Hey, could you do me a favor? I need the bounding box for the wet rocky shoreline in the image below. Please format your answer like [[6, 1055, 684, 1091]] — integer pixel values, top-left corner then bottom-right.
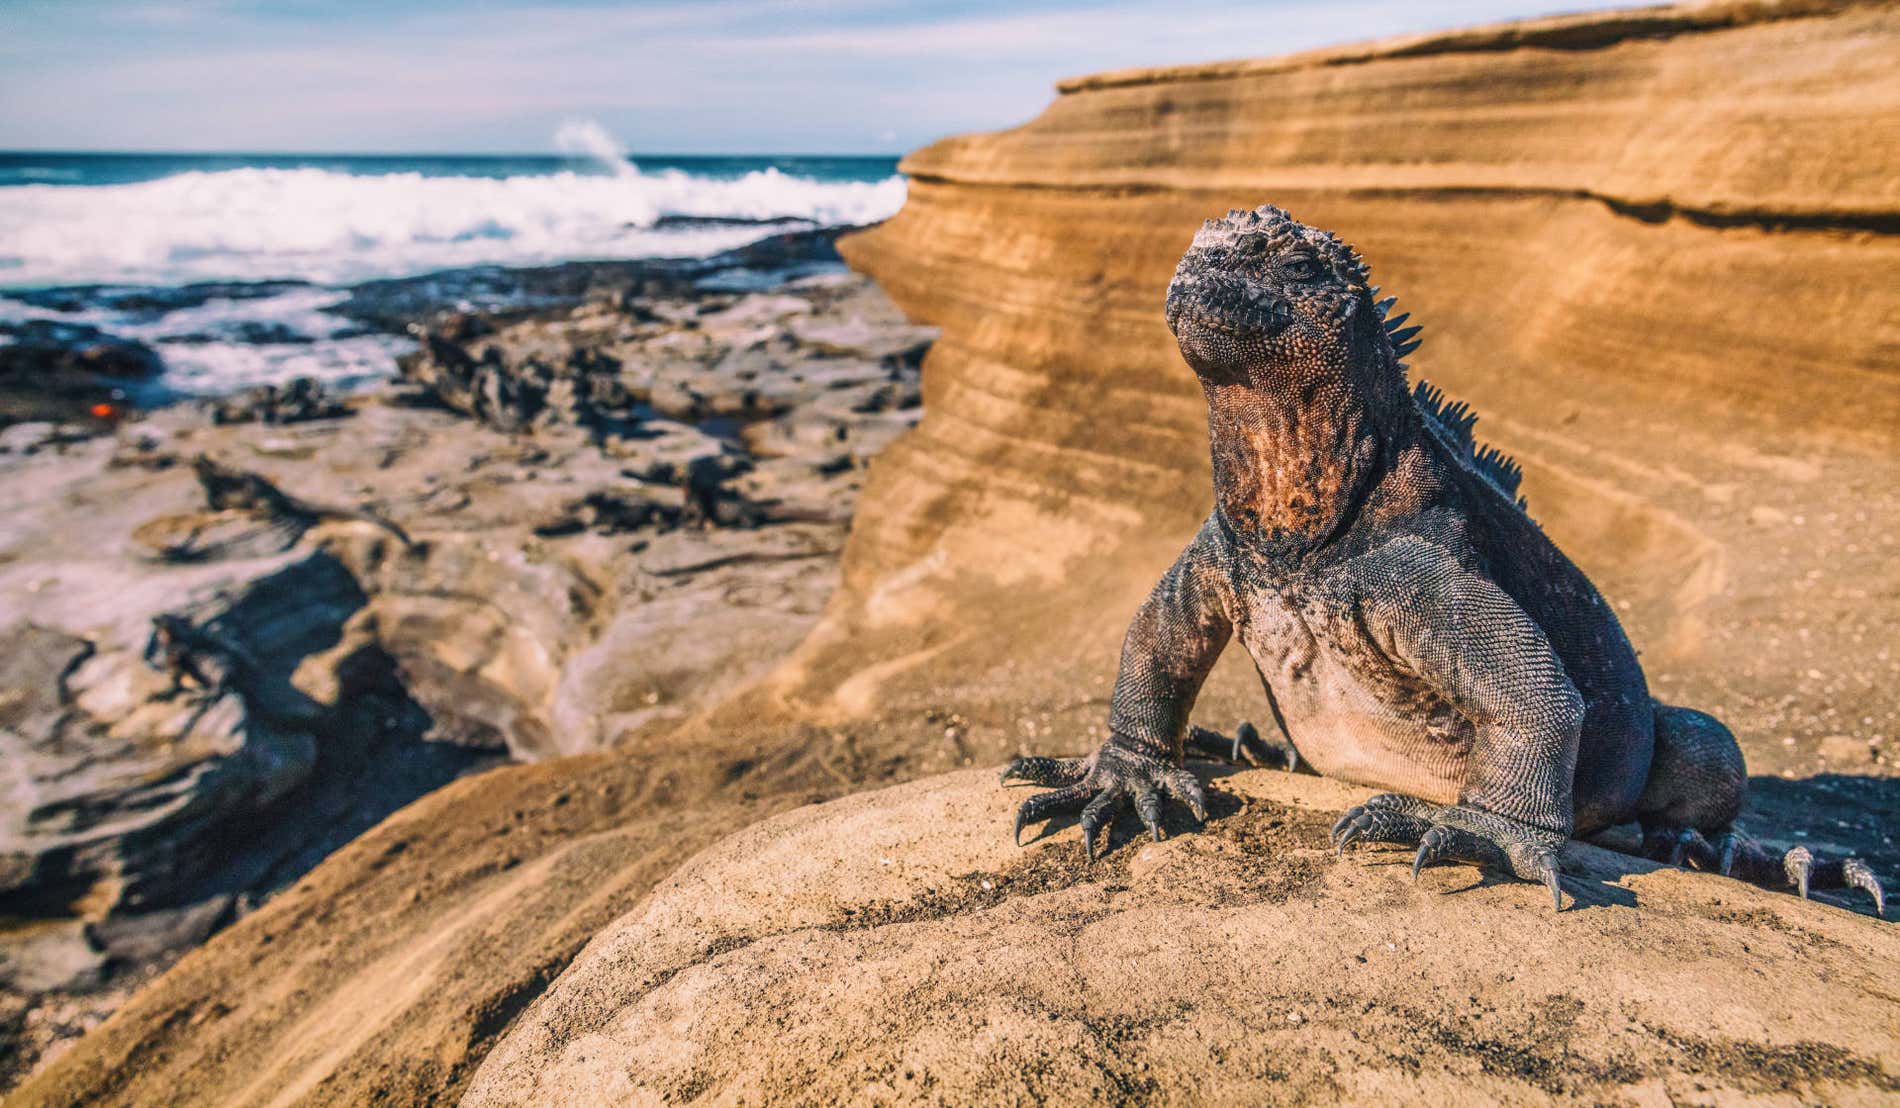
[[0, 228, 933, 1088]]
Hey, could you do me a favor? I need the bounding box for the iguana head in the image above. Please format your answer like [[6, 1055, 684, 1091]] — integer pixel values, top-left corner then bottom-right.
[[1164, 205, 1384, 389]]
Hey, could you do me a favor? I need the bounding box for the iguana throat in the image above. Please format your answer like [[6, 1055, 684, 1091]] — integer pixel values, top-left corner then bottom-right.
[[1164, 204, 1422, 552], [1201, 377, 1387, 550]]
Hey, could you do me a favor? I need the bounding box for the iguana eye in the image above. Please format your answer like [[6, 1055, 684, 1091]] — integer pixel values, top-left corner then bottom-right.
[[1280, 256, 1320, 281]]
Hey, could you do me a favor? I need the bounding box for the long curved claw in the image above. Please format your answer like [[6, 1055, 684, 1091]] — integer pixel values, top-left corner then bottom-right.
[[1333, 811, 1368, 857], [1013, 782, 1091, 846], [1003, 742, 1213, 861], [1330, 798, 1436, 857], [1235, 719, 1302, 772], [1333, 797, 1563, 909], [1786, 845, 1814, 900], [1641, 824, 1715, 870], [1079, 790, 1123, 863], [1333, 806, 1388, 857], [1700, 826, 1890, 917], [1184, 721, 1300, 772], [1844, 859, 1886, 917], [1158, 768, 1208, 825], [1537, 854, 1563, 912], [1231, 721, 1255, 763], [1132, 784, 1164, 842], [1411, 825, 1455, 882]]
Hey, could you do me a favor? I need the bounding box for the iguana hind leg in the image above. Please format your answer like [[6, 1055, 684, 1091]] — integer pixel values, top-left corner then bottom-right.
[[1636, 703, 1745, 835], [1636, 703, 1885, 916], [1184, 721, 1307, 773]]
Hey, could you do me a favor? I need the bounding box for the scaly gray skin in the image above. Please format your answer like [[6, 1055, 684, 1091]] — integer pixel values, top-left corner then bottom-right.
[[1003, 204, 1884, 915]]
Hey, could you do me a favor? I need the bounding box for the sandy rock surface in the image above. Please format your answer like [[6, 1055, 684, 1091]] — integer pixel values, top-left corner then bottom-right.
[[466, 766, 1900, 1106]]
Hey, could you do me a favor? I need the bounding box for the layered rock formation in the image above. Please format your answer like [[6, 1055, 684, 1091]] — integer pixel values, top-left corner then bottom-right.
[[15, 2, 1900, 1103], [827, 0, 1900, 772]]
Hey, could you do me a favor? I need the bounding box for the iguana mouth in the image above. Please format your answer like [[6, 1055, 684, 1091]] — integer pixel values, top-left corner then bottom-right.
[[1170, 298, 1293, 340]]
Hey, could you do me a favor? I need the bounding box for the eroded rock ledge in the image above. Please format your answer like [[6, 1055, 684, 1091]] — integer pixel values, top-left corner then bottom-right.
[[0, 244, 931, 1089], [464, 767, 1900, 1105]]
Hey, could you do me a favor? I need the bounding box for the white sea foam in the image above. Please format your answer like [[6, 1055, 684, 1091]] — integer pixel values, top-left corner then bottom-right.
[[0, 285, 415, 397], [150, 334, 415, 397], [0, 165, 905, 288], [1, 127, 906, 397], [141, 288, 414, 396]]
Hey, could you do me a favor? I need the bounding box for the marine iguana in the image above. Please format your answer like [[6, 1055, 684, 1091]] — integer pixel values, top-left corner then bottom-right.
[[193, 455, 417, 550], [1002, 205, 1884, 915], [146, 613, 223, 700]]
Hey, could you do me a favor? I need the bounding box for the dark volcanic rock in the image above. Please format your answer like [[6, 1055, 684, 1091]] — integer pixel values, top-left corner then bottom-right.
[[335, 225, 857, 333], [533, 488, 682, 537], [649, 214, 817, 230], [6, 280, 312, 322], [163, 321, 315, 346], [396, 331, 632, 433], [209, 378, 351, 426], [0, 320, 163, 425]]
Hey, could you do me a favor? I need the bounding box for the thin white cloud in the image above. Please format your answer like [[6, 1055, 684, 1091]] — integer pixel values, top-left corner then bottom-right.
[[0, 0, 1639, 153]]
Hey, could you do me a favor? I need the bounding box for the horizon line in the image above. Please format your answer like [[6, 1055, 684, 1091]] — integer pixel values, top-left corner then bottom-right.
[[0, 148, 909, 160]]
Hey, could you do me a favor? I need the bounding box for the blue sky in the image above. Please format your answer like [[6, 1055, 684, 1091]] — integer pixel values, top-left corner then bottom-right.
[[0, 0, 1634, 154]]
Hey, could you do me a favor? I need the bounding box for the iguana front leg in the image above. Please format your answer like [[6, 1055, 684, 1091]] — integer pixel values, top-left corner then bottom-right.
[[1331, 548, 1584, 909], [1003, 522, 1233, 859]]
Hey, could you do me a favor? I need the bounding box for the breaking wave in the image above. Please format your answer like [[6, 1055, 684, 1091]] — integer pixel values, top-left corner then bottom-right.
[[0, 164, 906, 287]]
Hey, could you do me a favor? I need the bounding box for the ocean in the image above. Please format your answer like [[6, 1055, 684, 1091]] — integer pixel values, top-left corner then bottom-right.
[[0, 148, 905, 397]]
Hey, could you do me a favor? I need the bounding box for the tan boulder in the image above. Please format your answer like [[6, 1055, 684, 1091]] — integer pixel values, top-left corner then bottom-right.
[[466, 767, 1900, 1106]]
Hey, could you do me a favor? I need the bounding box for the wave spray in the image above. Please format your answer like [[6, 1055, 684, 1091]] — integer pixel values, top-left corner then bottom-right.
[[554, 119, 639, 180]]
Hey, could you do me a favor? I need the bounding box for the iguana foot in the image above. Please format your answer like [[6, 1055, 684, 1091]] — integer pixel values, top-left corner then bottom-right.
[[1184, 721, 1303, 772], [1332, 794, 1566, 910], [1001, 739, 1206, 860], [1704, 826, 1884, 916], [1632, 822, 1885, 916]]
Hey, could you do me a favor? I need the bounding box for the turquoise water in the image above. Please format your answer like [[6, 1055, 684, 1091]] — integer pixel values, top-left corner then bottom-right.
[[0, 152, 900, 189]]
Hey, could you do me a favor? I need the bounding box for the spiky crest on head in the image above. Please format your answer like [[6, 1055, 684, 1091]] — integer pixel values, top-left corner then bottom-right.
[[1186, 205, 1372, 292]]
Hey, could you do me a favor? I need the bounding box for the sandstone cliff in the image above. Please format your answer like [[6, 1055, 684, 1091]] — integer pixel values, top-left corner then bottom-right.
[[823, 0, 1900, 768], [15, 2, 1900, 1103]]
